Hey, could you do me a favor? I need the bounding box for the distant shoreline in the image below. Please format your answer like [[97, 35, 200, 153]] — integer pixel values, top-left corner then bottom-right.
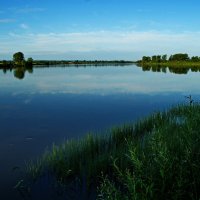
[[0, 60, 135, 68], [33, 60, 135, 66]]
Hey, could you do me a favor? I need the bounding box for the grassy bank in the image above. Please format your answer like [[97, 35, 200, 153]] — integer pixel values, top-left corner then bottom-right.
[[19, 104, 200, 199], [98, 104, 200, 199]]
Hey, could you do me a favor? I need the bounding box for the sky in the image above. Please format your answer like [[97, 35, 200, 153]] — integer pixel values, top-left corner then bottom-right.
[[0, 0, 200, 60]]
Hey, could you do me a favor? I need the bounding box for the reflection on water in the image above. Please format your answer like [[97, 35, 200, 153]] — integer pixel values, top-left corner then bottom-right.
[[2, 66, 33, 79], [0, 64, 200, 199], [14, 67, 33, 79], [2, 63, 200, 81], [1, 64, 200, 95], [138, 64, 200, 74], [1, 64, 129, 80]]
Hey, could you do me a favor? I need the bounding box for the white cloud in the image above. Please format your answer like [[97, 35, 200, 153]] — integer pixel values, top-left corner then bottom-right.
[[16, 7, 45, 13], [1, 30, 200, 59], [0, 18, 15, 23], [136, 9, 152, 13], [20, 23, 29, 29]]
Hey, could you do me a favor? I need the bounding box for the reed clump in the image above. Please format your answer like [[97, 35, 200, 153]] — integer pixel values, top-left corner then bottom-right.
[[98, 104, 200, 200], [25, 104, 200, 199]]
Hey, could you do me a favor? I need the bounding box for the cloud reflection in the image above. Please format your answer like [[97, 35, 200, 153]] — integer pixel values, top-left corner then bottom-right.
[[1, 65, 197, 96], [0, 65, 200, 96]]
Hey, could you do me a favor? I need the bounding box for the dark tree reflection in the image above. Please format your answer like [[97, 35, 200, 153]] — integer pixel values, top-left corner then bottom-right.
[[139, 64, 200, 74], [14, 68, 25, 79], [13, 66, 33, 80]]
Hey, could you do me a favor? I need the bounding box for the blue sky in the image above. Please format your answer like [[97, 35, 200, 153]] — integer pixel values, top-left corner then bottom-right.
[[0, 0, 200, 60]]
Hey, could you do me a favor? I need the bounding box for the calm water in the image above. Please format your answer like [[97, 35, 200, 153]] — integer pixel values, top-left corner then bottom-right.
[[0, 64, 200, 199]]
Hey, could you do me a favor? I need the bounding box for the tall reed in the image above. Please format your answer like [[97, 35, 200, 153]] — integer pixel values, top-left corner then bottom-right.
[[98, 104, 200, 199], [22, 104, 200, 199]]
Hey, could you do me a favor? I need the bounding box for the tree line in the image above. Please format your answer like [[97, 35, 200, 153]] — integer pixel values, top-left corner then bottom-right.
[[0, 52, 134, 68], [139, 53, 200, 63]]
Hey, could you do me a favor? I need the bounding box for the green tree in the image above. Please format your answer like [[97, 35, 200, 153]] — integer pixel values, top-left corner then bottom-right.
[[26, 57, 33, 67], [2, 60, 7, 67], [152, 55, 157, 62], [142, 56, 151, 62], [13, 52, 25, 65], [191, 56, 199, 62], [27, 57, 33, 63], [169, 55, 173, 61], [170, 53, 190, 61], [151, 55, 161, 62], [162, 54, 167, 62], [156, 55, 161, 62]]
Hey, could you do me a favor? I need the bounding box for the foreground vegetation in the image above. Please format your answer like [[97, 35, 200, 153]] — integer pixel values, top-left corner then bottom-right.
[[16, 103, 200, 199], [98, 104, 200, 200]]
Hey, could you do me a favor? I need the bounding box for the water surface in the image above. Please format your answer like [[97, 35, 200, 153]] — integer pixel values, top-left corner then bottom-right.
[[0, 64, 200, 199]]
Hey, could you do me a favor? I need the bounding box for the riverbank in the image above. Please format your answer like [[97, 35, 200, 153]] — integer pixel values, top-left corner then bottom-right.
[[17, 103, 200, 199]]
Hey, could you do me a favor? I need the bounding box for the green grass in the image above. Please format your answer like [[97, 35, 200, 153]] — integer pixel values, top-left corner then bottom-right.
[[98, 104, 200, 200], [23, 104, 200, 199]]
